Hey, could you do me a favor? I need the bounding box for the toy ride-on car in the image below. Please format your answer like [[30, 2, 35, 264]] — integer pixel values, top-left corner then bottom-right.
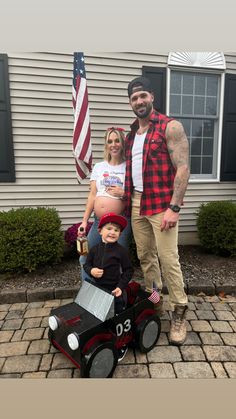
[[48, 280, 161, 378]]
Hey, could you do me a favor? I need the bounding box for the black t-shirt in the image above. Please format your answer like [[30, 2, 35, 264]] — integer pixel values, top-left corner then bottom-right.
[[83, 241, 134, 292]]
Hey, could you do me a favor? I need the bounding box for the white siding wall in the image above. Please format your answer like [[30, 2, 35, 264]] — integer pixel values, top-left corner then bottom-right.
[[0, 52, 236, 244]]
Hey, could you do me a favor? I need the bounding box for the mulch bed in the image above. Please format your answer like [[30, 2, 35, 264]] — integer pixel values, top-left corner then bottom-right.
[[0, 245, 235, 294]]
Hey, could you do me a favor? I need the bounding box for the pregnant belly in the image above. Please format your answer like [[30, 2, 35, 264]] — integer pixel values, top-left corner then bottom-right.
[[94, 196, 126, 218]]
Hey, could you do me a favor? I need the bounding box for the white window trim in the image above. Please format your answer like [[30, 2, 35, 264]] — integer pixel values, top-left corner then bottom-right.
[[167, 52, 226, 70], [166, 52, 226, 183]]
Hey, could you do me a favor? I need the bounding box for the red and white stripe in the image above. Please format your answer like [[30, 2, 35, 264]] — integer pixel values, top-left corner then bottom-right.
[[148, 290, 161, 304], [72, 53, 92, 183]]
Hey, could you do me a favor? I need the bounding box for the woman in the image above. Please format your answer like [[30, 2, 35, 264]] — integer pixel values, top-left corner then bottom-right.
[[78, 127, 131, 280]]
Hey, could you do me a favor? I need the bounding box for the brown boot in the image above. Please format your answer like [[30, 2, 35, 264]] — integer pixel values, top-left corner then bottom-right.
[[169, 305, 188, 345]]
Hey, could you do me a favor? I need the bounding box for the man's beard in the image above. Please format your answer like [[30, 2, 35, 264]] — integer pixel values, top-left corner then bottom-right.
[[133, 102, 153, 119]]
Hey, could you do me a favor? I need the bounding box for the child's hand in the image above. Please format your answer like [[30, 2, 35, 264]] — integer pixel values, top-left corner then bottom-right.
[[112, 287, 122, 297], [91, 268, 104, 278]]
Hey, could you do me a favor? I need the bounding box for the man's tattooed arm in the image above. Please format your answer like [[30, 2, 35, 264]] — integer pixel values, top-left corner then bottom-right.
[[166, 120, 190, 206]]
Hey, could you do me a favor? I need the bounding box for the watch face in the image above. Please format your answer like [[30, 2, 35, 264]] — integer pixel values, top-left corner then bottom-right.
[[170, 205, 180, 212]]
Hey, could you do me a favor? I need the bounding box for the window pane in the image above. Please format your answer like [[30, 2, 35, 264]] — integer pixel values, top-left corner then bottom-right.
[[194, 96, 205, 115], [192, 119, 203, 137], [170, 94, 181, 114], [202, 157, 213, 174], [191, 157, 201, 174], [182, 95, 193, 114], [203, 138, 214, 155], [191, 137, 202, 155], [203, 120, 214, 137], [183, 74, 194, 94], [206, 97, 217, 115], [207, 75, 218, 96], [195, 75, 206, 95], [179, 118, 191, 136], [170, 72, 182, 94]]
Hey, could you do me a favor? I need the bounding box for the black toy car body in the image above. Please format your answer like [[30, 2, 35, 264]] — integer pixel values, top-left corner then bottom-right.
[[48, 280, 161, 378]]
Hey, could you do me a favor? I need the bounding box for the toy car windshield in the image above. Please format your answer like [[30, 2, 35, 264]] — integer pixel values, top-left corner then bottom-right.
[[74, 280, 115, 322]]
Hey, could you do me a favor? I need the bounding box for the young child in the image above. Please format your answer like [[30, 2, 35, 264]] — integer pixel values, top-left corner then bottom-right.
[[83, 212, 134, 315]]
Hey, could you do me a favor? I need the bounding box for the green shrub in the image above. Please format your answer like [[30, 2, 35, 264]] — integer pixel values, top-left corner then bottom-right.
[[0, 207, 65, 272], [196, 201, 236, 257]]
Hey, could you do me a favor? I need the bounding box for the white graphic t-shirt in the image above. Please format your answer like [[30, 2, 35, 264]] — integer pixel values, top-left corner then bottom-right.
[[90, 161, 126, 199]]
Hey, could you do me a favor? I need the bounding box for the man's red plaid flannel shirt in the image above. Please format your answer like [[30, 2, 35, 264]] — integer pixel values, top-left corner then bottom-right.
[[124, 110, 176, 217]]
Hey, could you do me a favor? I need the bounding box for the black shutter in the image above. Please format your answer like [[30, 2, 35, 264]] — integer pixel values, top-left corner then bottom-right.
[[220, 73, 236, 181], [142, 66, 166, 113], [0, 54, 15, 182]]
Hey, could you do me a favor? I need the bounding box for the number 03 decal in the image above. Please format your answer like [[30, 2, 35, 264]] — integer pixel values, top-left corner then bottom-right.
[[116, 319, 131, 336]]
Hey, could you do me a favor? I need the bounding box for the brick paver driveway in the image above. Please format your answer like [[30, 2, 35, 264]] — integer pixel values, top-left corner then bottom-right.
[[0, 295, 236, 378]]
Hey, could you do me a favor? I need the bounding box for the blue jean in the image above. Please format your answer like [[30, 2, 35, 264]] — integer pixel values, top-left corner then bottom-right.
[[79, 215, 132, 280]]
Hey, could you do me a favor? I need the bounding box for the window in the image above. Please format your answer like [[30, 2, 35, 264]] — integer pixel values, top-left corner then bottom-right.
[[169, 70, 221, 178], [167, 52, 226, 181]]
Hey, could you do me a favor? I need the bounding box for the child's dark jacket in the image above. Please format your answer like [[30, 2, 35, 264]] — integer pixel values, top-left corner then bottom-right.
[[83, 241, 134, 292]]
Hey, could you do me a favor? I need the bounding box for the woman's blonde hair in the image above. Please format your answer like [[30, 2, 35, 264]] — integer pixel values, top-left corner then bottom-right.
[[103, 127, 126, 163]]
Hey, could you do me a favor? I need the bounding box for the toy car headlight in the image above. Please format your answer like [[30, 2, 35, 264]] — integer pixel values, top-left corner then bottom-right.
[[67, 333, 80, 350], [48, 315, 60, 331]]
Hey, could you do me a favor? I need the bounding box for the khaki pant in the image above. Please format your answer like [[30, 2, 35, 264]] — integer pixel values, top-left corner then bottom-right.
[[131, 191, 188, 308]]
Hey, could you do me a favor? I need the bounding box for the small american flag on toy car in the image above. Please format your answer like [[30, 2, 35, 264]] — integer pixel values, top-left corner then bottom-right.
[[148, 290, 161, 304]]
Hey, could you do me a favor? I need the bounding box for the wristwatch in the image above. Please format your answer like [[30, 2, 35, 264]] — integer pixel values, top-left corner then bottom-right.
[[169, 204, 181, 213]]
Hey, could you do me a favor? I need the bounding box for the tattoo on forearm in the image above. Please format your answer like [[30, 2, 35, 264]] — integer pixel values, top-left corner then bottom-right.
[[166, 120, 190, 204], [172, 171, 189, 204]]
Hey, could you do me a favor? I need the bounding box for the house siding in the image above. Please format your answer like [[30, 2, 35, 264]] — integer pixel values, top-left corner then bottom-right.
[[0, 52, 236, 244]]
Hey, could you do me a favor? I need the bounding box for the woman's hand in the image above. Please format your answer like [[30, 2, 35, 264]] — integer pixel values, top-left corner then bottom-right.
[[112, 287, 122, 297], [91, 268, 104, 278], [77, 221, 87, 237], [105, 185, 124, 199]]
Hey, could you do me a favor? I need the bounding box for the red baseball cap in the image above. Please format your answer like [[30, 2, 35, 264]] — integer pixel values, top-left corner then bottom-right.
[[98, 213, 128, 232]]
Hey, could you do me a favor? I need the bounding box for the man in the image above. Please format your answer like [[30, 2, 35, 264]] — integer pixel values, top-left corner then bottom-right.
[[124, 76, 190, 345]]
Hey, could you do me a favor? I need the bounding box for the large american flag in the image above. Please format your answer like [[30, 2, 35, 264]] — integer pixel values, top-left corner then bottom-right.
[[72, 52, 92, 182]]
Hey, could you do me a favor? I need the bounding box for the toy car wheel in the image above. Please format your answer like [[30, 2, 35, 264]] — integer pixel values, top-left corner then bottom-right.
[[81, 342, 118, 378], [135, 315, 161, 353]]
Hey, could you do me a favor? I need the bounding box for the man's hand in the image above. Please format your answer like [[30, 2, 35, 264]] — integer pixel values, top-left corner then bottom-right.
[[112, 287, 122, 297], [91, 268, 104, 278], [160, 208, 179, 231]]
